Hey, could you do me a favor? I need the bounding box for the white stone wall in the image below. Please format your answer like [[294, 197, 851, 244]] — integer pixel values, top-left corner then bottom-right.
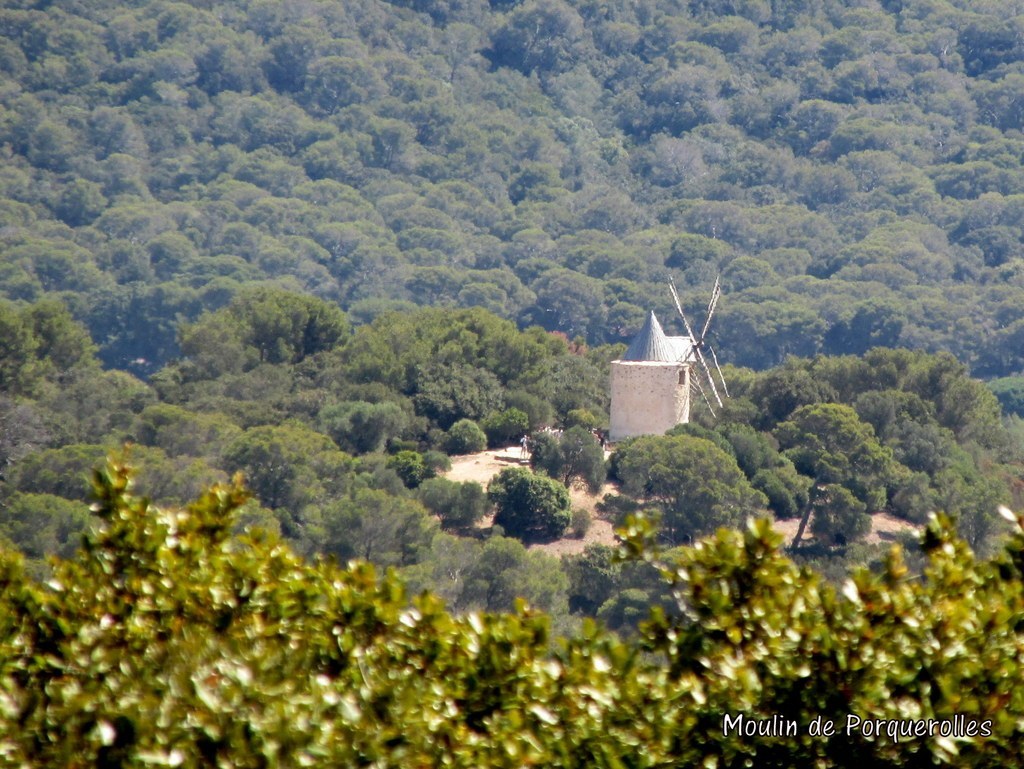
[[609, 361, 690, 441]]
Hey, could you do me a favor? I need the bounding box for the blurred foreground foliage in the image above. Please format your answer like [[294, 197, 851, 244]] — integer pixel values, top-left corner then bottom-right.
[[2, 458, 1024, 767]]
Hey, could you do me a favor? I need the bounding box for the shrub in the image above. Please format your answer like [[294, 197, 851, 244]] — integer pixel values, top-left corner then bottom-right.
[[487, 466, 571, 541], [596, 493, 641, 526], [421, 449, 451, 475], [481, 408, 529, 448], [751, 464, 811, 520], [530, 426, 606, 492], [504, 390, 554, 431], [386, 450, 429, 488], [810, 484, 870, 546], [988, 376, 1024, 418], [613, 434, 766, 543], [417, 477, 489, 529], [387, 437, 419, 453], [557, 426, 606, 492], [319, 400, 407, 454], [8, 457, 1024, 768], [570, 507, 591, 539], [564, 408, 600, 430], [527, 431, 561, 476], [443, 418, 487, 455], [564, 543, 619, 614]]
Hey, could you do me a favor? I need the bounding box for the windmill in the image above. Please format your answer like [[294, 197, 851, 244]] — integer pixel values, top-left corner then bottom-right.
[[668, 275, 730, 417]]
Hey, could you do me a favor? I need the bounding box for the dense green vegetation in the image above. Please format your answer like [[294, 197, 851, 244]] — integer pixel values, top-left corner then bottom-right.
[[608, 347, 1019, 551], [529, 424, 607, 492], [1, 291, 1020, 634], [3, 0, 1024, 756], [2, 0, 1024, 378], [0, 293, 611, 621], [4, 460, 1024, 767], [489, 465, 572, 541]]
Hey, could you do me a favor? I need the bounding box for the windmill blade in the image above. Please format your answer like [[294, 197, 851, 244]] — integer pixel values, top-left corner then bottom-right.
[[700, 276, 722, 340], [668, 277, 700, 345], [707, 344, 730, 398], [691, 376, 716, 418], [694, 347, 724, 408]]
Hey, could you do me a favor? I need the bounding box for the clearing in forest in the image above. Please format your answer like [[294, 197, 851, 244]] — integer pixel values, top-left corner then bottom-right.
[[444, 448, 918, 555]]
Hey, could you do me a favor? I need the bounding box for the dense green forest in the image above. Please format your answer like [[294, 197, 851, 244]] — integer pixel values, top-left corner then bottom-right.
[[4, 0, 1024, 761], [2, 0, 1024, 377], [0, 0, 1022, 619], [4, 462, 1024, 766], [1, 292, 1020, 633], [2, 0, 1024, 621]]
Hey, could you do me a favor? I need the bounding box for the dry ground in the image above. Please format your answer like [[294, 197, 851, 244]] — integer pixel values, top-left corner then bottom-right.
[[444, 447, 918, 556], [444, 446, 618, 557], [771, 511, 918, 546]]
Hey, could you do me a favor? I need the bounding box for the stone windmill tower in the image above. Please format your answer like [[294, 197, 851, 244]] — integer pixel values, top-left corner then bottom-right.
[[608, 278, 728, 442], [608, 312, 693, 442]]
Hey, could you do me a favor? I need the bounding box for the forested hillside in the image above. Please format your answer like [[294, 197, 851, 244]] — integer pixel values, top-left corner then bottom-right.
[[1, 290, 1020, 633], [3, 0, 1024, 377], [3, 0, 1024, 620], [5, 0, 1024, 760]]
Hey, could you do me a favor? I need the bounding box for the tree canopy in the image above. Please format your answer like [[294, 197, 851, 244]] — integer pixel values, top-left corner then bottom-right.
[[1, 0, 1024, 380], [488, 466, 572, 542], [4, 459, 1024, 766], [612, 432, 767, 544]]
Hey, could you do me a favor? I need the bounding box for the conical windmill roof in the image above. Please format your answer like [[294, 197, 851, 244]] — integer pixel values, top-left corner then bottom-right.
[[622, 312, 679, 362]]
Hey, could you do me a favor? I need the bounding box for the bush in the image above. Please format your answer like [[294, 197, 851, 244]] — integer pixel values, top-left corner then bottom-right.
[[421, 449, 451, 475], [481, 408, 529, 448], [557, 426, 606, 492], [989, 376, 1024, 418], [387, 438, 419, 454], [530, 426, 606, 493], [810, 484, 870, 546], [319, 400, 407, 454], [443, 418, 487, 455], [527, 431, 562, 476], [0, 492, 89, 566], [751, 464, 811, 520], [596, 587, 655, 634], [6, 458, 1024, 767], [386, 450, 430, 488], [564, 408, 600, 430], [564, 543, 619, 614], [613, 434, 766, 544], [487, 466, 571, 542], [570, 507, 591, 539], [504, 390, 554, 431], [596, 493, 641, 526], [890, 471, 935, 524], [417, 477, 489, 529]]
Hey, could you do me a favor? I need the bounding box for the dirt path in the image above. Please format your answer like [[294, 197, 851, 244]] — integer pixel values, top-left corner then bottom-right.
[[444, 447, 618, 557], [771, 511, 918, 546], [444, 448, 918, 556]]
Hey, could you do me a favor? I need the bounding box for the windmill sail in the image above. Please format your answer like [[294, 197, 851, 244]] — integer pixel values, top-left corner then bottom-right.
[[669, 275, 728, 414], [691, 377, 716, 417], [707, 344, 730, 398], [667, 278, 699, 346], [700, 276, 721, 340], [694, 347, 723, 408]]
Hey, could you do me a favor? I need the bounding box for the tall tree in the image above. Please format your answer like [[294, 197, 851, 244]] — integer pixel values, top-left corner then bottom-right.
[[613, 434, 766, 544]]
